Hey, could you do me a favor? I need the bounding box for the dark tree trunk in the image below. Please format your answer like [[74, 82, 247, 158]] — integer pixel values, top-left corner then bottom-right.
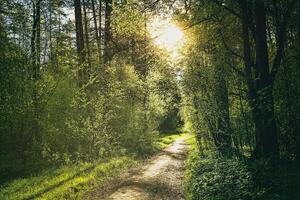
[[239, 0, 259, 154], [103, 0, 112, 63], [31, 2, 36, 75], [239, 0, 279, 158], [49, 4, 53, 61], [99, 0, 102, 59], [49, 1, 55, 70], [83, 0, 91, 70], [74, 0, 86, 86], [296, 0, 300, 157], [36, 0, 41, 75], [31, 0, 41, 80], [253, 0, 279, 157], [91, 0, 101, 62], [298, 0, 300, 69], [30, 0, 42, 150]]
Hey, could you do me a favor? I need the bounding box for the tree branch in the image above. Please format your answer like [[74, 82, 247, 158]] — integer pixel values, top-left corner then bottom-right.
[[218, 30, 244, 60], [211, 0, 241, 18], [224, 59, 246, 77]]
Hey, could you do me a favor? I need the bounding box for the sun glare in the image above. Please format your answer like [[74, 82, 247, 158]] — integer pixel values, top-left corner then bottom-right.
[[149, 18, 185, 56]]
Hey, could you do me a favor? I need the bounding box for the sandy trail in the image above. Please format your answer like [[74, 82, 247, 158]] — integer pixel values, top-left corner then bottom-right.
[[87, 136, 190, 200]]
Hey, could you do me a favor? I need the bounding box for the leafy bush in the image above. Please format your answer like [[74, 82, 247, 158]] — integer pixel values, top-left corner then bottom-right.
[[185, 150, 254, 200]]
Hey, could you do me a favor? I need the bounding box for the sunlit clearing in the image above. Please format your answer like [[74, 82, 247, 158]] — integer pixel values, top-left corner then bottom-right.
[[149, 18, 185, 58]]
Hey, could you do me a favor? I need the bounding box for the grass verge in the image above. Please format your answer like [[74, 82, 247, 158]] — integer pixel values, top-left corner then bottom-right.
[[0, 132, 184, 200], [0, 157, 137, 200]]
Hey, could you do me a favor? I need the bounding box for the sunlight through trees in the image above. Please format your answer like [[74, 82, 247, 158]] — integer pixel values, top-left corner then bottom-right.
[[1, 0, 300, 199]]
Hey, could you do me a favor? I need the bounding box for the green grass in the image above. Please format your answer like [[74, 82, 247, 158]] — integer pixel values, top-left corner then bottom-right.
[[0, 132, 185, 200], [156, 132, 187, 149], [185, 134, 196, 147], [0, 157, 137, 200]]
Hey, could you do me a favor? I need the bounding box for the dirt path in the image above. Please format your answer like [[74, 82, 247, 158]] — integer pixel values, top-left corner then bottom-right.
[[87, 136, 190, 200]]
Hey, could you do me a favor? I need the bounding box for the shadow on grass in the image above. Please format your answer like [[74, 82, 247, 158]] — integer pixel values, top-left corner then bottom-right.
[[0, 161, 52, 186], [20, 164, 96, 200], [0, 167, 65, 197]]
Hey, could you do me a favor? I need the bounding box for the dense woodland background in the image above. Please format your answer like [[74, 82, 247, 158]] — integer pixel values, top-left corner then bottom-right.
[[1, 0, 300, 199], [0, 0, 184, 179]]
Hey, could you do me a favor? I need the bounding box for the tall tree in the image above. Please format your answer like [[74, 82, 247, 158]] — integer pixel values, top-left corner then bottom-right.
[[31, 0, 41, 80], [91, 0, 101, 61], [235, 0, 293, 157], [296, 0, 300, 157], [83, 0, 91, 68], [74, 0, 86, 86], [99, 0, 102, 60], [251, 0, 279, 157], [103, 0, 112, 63]]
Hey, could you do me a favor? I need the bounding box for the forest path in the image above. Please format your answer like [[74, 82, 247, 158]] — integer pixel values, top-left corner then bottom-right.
[[87, 136, 190, 200]]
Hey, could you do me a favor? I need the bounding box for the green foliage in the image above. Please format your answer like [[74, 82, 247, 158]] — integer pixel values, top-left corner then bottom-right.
[[181, 31, 235, 151], [273, 48, 300, 158], [0, 2, 184, 190], [185, 148, 254, 200], [148, 63, 182, 132], [0, 7, 182, 195], [0, 27, 38, 180]]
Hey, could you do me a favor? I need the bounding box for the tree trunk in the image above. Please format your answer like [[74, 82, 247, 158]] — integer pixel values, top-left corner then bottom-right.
[[91, 0, 101, 62], [49, 2, 55, 70], [296, 0, 300, 157], [83, 0, 91, 70], [298, 0, 300, 72], [239, 0, 258, 155], [30, 0, 42, 150], [31, 1, 36, 76], [36, 0, 41, 72], [239, 0, 279, 158], [74, 0, 86, 86], [31, 0, 41, 80], [253, 0, 279, 157], [99, 0, 102, 60], [103, 0, 112, 63]]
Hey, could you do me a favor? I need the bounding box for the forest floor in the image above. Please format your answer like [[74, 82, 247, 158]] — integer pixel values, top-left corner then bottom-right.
[[85, 135, 191, 200]]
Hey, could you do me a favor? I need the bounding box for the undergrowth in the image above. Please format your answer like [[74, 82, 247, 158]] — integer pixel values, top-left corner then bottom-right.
[[184, 137, 300, 200]]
